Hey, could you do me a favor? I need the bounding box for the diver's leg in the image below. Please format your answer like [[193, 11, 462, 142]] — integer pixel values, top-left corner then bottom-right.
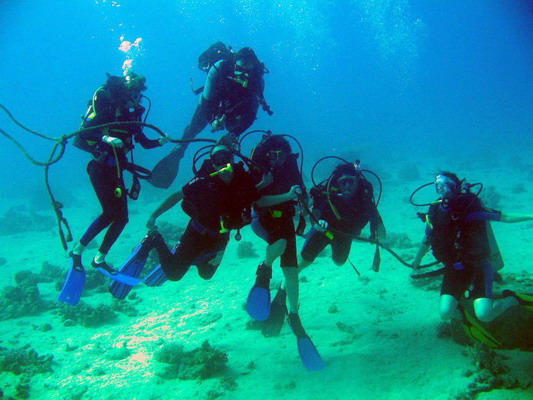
[[331, 236, 351, 267], [439, 294, 462, 320], [279, 227, 298, 313], [76, 161, 116, 255], [297, 228, 328, 274], [472, 259, 517, 322], [173, 100, 210, 158], [196, 237, 228, 280]]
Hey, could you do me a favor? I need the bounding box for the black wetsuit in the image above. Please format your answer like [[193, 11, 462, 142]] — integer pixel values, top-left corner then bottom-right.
[[176, 59, 266, 157], [153, 162, 261, 281], [251, 154, 304, 268], [78, 88, 160, 254], [301, 179, 382, 264], [424, 193, 502, 300]]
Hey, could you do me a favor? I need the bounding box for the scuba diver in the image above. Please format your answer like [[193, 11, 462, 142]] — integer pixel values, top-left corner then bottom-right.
[[149, 45, 273, 189], [58, 72, 171, 306], [411, 171, 533, 348], [244, 134, 327, 371], [142, 143, 262, 283], [245, 134, 305, 331], [299, 161, 386, 271]]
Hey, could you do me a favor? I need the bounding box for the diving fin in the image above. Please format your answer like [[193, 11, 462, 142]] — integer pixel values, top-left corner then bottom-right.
[[246, 264, 272, 321], [144, 264, 168, 287], [109, 233, 155, 299], [297, 337, 327, 371], [58, 252, 86, 306], [92, 260, 142, 286], [148, 145, 184, 189], [288, 312, 326, 371], [502, 290, 533, 311], [372, 244, 381, 272], [144, 244, 177, 287], [460, 307, 502, 348], [262, 289, 287, 337]]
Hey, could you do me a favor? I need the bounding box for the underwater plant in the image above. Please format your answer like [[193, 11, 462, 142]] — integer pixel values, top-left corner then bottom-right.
[[155, 340, 228, 380], [237, 241, 259, 259], [56, 302, 118, 327]]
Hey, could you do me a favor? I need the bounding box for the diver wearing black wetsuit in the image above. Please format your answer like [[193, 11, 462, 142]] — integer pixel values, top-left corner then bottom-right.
[[301, 164, 384, 266], [250, 135, 305, 272], [412, 171, 533, 331], [425, 190, 499, 300], [148, 145, 261, 281], [173, 47, 268, 163], [72, 73, 168, 268]]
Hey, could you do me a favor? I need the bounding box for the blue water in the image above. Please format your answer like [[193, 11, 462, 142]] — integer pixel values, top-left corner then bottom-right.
[[1, 0, 532, 200]]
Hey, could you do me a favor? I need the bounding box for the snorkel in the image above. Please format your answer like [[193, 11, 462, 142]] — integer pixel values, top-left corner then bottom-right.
[[210, 163, 233, 177]]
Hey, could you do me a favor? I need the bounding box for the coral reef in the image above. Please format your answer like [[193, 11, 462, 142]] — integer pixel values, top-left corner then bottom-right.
[[111, 297, 139, 317], [0, 206, 54, 235], [155, 340, 228, 380], [39, 261, 63, 282], [452, 344, 523, 400], [236, 241, 258, 259], [0, 274, 52, 321], [56, 302, 118, 327], [0, 344, 53, 375]]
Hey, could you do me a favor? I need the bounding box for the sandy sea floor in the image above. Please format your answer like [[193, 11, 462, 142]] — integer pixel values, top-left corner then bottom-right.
[[0, 152, 531, 400]]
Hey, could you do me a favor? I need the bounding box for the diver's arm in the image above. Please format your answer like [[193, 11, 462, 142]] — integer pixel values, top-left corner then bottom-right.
[[499, 212, 533, 223], [464, 210, 533, 223], [256, 172, 273, 191], [147, 190, 184, 229], [202, 60, 224, 102], [136, 131, 166, 149], [412, 235, 431, 269], [255, 185, 302, 207]]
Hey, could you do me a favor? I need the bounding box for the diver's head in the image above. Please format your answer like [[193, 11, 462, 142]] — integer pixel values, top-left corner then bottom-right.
[[263, 135, 291, 168], [125, 72, 147, 91], [435, 171, 461, 198], [210, 145, 234, 170], [235, 47, 260, 73], [333, 163, 360, 197], [124, 72, 146, 106]]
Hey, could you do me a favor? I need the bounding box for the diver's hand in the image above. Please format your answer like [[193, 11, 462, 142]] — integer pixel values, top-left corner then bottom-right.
[[146, 215, 158, 231], [158, 136, 171, 146], [211, 115, 226, 132], [102, 135, 124, 148], [288, 185, 302, 200], [314, 219, 328, 232], [262, 172, 274, 187]]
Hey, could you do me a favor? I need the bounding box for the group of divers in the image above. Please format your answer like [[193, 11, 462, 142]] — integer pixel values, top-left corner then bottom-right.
[[53, 43, 532, 370]]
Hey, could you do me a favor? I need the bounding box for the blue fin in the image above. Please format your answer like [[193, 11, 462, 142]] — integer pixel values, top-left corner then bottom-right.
[[144, 243, 176, 287], [246, 286, 271, 321], [288, 312, 326, 370], [261, 289, 287, 337], [110, 235, 153, 299], [297, 337, 327, 371], [144, 264, 168, 287], [93, 260, 142, 286], [58, 253, 86, 306]]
